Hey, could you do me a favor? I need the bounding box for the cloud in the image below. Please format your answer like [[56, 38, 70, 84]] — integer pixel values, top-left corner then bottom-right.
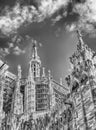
[[0, 0, 70, 37], [51, 0, 96, 36], [0, 0, 96, 37], [0, 44, 25, 57], [4, 48, 10, 54], [0, 3, 38, 36], [39, 0, 69, 18], [0, 48, 10, 57], [13, 46, 25, 55], [8, 42, 14, 48], [52, 15, 63, 25], [72, 0, 96, 34], [65, 24, 76, 32]]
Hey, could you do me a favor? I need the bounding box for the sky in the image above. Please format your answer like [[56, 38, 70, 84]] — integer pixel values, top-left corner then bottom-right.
[[0, 0, 96, 86]]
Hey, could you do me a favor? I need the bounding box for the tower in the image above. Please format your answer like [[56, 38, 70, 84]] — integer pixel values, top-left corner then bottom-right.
[[30, 40, 41, 80], [66, 30, 96, 130], [13, 65, 23, 115]]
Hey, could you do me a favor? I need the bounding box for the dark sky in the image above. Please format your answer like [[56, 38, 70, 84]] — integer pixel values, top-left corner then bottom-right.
[[0, 0, 96, 86]]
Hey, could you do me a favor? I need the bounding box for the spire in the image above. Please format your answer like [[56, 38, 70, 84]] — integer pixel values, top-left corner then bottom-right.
[[76, 29, 84, 45], [32, 40, 38, 59], [30, 39, 41, 78], [31, 40, 41, 64], [42, 67, 45, 77], [76, 29, 85, 51]]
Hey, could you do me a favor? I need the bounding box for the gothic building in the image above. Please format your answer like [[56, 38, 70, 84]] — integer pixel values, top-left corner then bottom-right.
[[0, 60, 15, 128], [66, 30, 96, 130], [0, 40, 68, 130], [1, 30, 96, 129]]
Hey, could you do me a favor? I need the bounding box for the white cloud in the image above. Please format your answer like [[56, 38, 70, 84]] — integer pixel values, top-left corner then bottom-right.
[[52, 15, 63, 25], [0, 3, 38, 36], [0, 0, 70, 36], [65, 24, 76, 32], [8, 42, 14, 48], [73, 0, 96, 34], [13, 46, 25, 55], [0, 0, 96, 36], [4, 48, 10, 54], [51, 0, 96, 35], [0, 48, 10, 57], [39, 0, 69, 18]]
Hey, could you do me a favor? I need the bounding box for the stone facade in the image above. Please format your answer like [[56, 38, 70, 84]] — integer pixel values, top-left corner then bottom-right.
[[66, 30, 96, 130]]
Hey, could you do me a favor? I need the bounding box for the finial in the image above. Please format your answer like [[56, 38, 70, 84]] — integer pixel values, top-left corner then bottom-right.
[[18, 65, 21, 70], [17, 65, 22, 79], [48, 70, 51, 80], [42, 67, 45, 77], [32, 39, 37, 48], [60, 78, 63, 85]]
